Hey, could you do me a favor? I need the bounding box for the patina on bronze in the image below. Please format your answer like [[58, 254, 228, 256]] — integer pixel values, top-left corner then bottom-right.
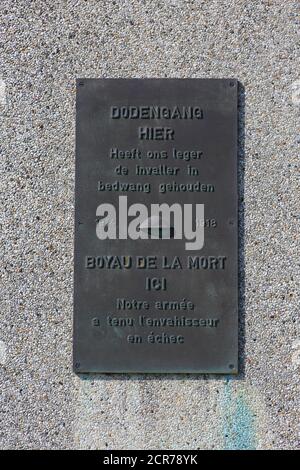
[[74, 78, 238, 373]]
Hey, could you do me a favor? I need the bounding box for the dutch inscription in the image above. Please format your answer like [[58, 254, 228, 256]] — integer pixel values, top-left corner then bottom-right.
[[74, 79, 238, 373]]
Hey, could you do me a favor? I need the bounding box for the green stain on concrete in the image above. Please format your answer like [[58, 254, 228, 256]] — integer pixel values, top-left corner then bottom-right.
[[222, 380, 256, 450]]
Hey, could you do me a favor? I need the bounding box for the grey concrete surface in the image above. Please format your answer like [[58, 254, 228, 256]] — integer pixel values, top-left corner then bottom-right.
[[0, 0, 299, 449]]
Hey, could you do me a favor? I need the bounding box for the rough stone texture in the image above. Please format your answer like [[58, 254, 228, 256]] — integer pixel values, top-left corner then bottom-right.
[[0, 0, 299, 450]]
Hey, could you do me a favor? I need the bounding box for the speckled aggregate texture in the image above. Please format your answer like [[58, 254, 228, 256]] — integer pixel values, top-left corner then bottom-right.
[[0, 0, 299, 450]]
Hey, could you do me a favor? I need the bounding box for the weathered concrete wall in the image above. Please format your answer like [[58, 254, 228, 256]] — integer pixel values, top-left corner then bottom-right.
[[0, 0, 299, 450]]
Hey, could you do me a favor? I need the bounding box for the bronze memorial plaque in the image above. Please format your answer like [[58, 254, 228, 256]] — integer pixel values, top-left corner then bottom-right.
[[74, 78, 238, 373]]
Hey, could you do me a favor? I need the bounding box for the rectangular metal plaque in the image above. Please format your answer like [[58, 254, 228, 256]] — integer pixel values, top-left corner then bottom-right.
[[74, 78, 238, 373]]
